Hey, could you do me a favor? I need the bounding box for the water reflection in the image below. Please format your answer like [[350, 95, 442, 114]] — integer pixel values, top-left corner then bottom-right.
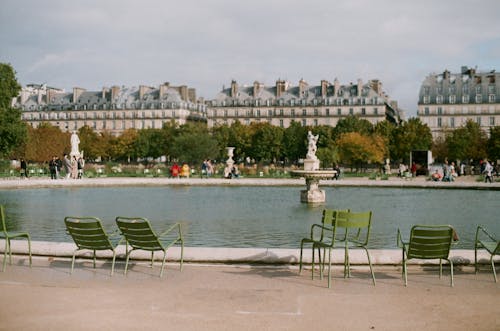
[[0, 186, 497, 249]]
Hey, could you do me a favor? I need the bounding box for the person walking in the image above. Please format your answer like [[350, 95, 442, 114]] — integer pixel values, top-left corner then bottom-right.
[[49, 156, 57, 180], [483, 160, 494, 183]]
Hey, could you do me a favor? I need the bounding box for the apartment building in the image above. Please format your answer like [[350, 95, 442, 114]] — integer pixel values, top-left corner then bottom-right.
[[417, 66, 500, 138]]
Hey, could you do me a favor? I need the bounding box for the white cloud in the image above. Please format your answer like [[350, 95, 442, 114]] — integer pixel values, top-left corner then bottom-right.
[[1, 0, 500, 117]]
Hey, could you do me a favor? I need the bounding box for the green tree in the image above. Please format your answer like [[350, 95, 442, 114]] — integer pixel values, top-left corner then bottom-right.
[[170, 122, 218, 165], [445, 120, 487, 162], [391, 118, 432, 162], [134, 128, 166, 160], [0, 63, 26, 158], [78, 125, 102, 161], [282, 121, 307, 163], [248, 122, 284, 163], [487, 126, 500, 162], [114, 128, 138, 161]]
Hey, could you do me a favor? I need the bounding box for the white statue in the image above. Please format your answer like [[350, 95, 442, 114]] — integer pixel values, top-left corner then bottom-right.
[[70, 131, 80, 156], [306, 131, 319, 160]]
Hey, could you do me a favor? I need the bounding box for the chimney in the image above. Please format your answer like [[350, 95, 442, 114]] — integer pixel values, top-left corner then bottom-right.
[[139, 85, 152, 100], [159, 83, 169, 99], [334, 78, 340, 96], [276, 80, 287, 98], [101, 87, 108, 100], [298, 79, 308, 97], [230, 80, 238, 98], [37, 90, 43, 104], [357, 79, 363, 97], [370, 80, 383, 96], [188, 88, 196, 103], [443, 70, 450, 80], [72, 87, 86, 103], [111, 86, 120, 101], [179, 85, 188, 101], [47, 88, 57, 104], [20, 90, 29, 104], [321, 80, 329, 98], [253, 81, 262, 97]]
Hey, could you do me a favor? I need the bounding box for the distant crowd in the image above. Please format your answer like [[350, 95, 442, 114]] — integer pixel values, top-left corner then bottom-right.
[[47, 154, 84, 180]]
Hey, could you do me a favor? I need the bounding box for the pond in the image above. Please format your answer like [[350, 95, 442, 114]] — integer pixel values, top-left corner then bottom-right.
[[0, 186, 497, 249]]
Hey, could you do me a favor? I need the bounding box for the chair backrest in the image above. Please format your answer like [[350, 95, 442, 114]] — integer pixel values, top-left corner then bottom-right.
[[334, 211, 373, 244], [321, 209, 350, 226], [64, 216, 114, 251], [0, 205, 7, 233], [115, 217, 163, 251], [407, 225, 453, 260]]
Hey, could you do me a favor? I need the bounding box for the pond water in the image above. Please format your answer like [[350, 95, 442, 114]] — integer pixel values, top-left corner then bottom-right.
[[0, 186, 497, 249]]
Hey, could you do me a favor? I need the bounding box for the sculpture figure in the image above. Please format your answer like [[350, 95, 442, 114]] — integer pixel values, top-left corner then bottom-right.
[[306, 131, 319, 160], [70, 131, 80, 156]]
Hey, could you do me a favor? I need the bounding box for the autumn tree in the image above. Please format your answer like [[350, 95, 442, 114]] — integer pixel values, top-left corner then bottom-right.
[[24, 123, 70, 162], [336, 132, 387, 171], [333, 115, 373, 140]]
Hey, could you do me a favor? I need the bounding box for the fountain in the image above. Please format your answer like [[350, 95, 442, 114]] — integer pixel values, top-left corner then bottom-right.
[[291, 131, 337, 204]]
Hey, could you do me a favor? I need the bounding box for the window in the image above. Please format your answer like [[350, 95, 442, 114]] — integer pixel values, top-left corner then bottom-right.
[[337, 108, 341, 115], [325, 109, 330, 116], [291, 109, 295, 117], [314, 109, 318, 116], [437, 107, 442, 115], [302, 109, 307, 116], [423, 96, 430, 104], [361, 108, 366, 115], [489, 95, 496, 103], [488, 85, 495, 94], [476, 95, 482, 103], [436, 95, 443, 104], [257, 109, 261, 117], [279, 119, 284, 127], [349, 108, 353, 115], [449, 95, 456, 104], [235, 110, 239, 117], [462, 95, 469, 103], [490, 117, 495, 126], [279, 109, 283, 116], [374, 108, 378, 115], [302, 119, 307, 126], [450, 117, 455, 128], [437, 117, 442, 127], [476, 117, 481, 125], [268, 109, 272, 117], [423, 86, 430, 94], [313, 119, 318, 126], [424, 107, 429, 115], [476, 86, 481, 94]]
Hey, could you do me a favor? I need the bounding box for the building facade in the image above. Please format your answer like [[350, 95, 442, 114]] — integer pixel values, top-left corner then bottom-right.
[[206, 79, 402, 128], [12, 83, 207, 135], [417, 66, 500, 138]]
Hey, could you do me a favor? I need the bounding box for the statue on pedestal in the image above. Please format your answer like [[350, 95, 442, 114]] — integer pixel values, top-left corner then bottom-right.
[[70, 131, 80, 157], [306, 131, 319, 160]]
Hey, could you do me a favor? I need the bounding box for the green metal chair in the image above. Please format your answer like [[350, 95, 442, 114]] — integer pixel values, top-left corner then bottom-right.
[[0, 205, 32, 272], [299, 209, 336, 275], [315, 210, 376, 288], [115, 217, 184, 278], [475, 225, 499, 282], [64, 216, 120, 276], [397, 225, 456, 287]]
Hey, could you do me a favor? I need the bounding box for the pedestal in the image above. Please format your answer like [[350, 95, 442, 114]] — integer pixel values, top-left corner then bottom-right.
[[300, 177, 326, 203]]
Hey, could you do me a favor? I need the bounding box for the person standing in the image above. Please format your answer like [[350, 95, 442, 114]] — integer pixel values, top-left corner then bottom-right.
[[77, 157, 84, 179], [49, 156, 57, 180], [71, 156, 78, 179], [20, 158, 28, 178], [63, 154, 72, 179]]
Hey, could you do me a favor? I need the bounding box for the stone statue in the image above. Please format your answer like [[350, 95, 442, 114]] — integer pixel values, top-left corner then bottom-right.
[[306, 131, 319, 160], [70, 131, 80, 156]]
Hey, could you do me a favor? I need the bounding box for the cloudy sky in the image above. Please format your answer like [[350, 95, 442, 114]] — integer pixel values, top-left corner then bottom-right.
[[1, 0, 499, 117]]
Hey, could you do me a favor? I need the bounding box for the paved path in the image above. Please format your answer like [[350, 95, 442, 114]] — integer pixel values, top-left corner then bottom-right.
[[0, 256, 498, 331]]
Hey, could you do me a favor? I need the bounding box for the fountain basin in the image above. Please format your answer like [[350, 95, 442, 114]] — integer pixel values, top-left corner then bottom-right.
[[291, 170, 337, 204]]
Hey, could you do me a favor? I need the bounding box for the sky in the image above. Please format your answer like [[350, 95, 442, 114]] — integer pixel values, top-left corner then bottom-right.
[[1, 0, 500, 118]]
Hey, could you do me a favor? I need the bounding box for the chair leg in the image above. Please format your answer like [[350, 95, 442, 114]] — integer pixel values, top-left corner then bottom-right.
[[474, 246, 478, 274], [449, 259, 454, 287], [110, 250, 116, 276], [344, 246, 350, 278], [311, 244, 315, 280], [318, 247, 323, 280], [71, 250, 77, 274], [124, 251, 131, 275], [439, 259, 442, 279], [180, 241, 184, 271], [491, 256, 497, 283], [299, 240, 305, 274], [327, 248, 332, 288], [151, 251, 154, 268], [93, 250, 97, 269], [403, 253, 408, 286], [2, 239, 9, 272], [364, 247, 376, 286], [27, 235, 32, 268], [160, 250, 167, 278], [8, 238, 12, 265]]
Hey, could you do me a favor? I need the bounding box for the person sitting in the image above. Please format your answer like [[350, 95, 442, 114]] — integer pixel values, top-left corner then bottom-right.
[[431, 170, 442, 182]]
